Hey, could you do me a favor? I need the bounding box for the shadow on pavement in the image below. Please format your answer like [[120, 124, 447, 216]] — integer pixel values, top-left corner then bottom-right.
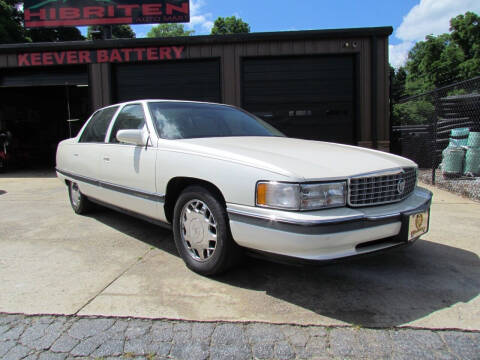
[[90, 205, 480, 328]]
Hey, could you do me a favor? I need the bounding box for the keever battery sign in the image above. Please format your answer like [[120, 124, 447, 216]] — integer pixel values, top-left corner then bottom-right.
[[24, 0, 189, 28]]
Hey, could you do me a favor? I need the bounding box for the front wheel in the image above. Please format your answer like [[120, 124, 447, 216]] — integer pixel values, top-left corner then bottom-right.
[[68, 182, 92, 214], [173, 186, 241, 275]]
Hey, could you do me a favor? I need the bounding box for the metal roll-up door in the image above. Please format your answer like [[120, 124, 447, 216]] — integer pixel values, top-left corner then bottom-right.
[[0, 65, 88, 87], [114, 59, 221, 103], [242, 55, 355, 144]]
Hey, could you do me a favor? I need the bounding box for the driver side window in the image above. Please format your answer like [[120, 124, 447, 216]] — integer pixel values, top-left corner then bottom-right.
[[109, 104, 146, 144]]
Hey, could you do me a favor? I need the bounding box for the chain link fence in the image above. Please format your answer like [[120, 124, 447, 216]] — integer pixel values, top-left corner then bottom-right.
[[391, 76, 480, 200]]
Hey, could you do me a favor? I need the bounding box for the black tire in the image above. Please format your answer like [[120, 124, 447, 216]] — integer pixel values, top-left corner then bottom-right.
[[68, 181, 92, 215], [173, 185, 242, 275]]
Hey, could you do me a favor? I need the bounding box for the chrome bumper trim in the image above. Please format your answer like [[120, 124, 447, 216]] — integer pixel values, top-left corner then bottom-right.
[[227, 187, 432, 230]]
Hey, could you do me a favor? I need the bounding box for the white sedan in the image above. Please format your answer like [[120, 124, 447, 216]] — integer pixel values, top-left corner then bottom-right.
[[56, 100, 432, 275]]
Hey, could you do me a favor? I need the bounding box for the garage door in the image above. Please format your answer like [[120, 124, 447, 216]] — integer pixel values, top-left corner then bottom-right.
[[114, 59, 221, 103], [242, 56, 355, 144], [0, 65, 88, 87]]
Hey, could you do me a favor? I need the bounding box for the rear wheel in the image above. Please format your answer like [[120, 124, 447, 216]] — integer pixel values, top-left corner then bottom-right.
[[173, 186, 241, 275], [68, 182, 92, 214]]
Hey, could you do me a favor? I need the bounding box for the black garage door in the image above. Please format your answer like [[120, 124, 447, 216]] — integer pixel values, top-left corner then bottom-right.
[[242, 56, 355, 144], [0, 65, 88, 87], [114, 59, 221, 103]]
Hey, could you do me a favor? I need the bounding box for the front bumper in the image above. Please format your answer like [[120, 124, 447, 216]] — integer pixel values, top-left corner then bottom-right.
[[227, 187, 432, 261]]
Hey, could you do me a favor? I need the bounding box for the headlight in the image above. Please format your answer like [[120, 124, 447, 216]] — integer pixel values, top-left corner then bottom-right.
[[256, 181, 346, 210]]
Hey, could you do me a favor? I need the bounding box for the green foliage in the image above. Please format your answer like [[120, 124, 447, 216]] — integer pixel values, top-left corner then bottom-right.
[[390, 65, 407, 102], [29, 27, 84, 42], [87, 25, 135, 40], [402, 11, 480, 96], [392, 100, 435, 126], [210, 16, 250, 35], [450, 12, 480, 59], [0, 0, 29, 43], [146, 23, 194, 38]]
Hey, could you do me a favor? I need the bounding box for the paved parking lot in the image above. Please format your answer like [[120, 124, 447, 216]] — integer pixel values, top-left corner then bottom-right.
[[0, 172, 479, 336]]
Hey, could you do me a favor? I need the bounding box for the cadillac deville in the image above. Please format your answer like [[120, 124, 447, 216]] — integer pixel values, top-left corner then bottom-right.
[[56, 100, 432, 275]]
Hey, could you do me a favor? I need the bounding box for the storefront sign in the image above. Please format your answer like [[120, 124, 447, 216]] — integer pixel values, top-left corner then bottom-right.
[[24, 0, 189, 28], [17, 46, 185, 67]]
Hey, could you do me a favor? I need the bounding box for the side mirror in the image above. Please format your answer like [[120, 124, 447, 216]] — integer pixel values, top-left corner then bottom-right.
[[116, 129, 148, 146]]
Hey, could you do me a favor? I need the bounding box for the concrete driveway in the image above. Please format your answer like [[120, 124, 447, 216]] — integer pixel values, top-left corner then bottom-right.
[[0, 172, 479, 330]]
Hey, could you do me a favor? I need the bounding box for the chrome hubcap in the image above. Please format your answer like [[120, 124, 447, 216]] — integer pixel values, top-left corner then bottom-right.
[[70, 183, 81, 208], [180, 199, 217, 261]]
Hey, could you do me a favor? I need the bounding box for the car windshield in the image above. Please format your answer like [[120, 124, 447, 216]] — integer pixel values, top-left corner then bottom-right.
[[147, 102, 285, 139]]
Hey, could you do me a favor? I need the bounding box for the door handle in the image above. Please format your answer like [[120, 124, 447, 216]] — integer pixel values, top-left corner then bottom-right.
[[103, 156, 110, 162], [73, 153, 79, 157]]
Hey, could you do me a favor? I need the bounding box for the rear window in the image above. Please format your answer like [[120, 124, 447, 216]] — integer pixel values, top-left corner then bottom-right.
[[79, 106, 119, 143]]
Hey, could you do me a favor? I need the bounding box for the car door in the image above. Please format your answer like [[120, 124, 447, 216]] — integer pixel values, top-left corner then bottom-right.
[[98, 103, 160, 219], [68, 106, 119, 200]]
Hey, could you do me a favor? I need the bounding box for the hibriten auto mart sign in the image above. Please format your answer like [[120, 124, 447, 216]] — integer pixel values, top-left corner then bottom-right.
[[24, 0, 189, 28], [17, 46, 185, 67]]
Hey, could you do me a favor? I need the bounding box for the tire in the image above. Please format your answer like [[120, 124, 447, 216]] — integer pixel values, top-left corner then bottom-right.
[[173, 185, 242, 275], [68, 181, 92, 215], [0, 158, 5, 173]]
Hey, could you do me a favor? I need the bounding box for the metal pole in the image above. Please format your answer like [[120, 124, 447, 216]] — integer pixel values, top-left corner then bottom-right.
[[66, 85, 72, 138], [432, 90, 439, 185]]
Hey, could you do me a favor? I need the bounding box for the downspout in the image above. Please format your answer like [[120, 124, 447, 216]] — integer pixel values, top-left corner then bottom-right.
[[371, 35, 378, 149]]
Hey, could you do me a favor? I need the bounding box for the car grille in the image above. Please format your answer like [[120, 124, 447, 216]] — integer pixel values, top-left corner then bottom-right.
[[348, 167, 417, 207]]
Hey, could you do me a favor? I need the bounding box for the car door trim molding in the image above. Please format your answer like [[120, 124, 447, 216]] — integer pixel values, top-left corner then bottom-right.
[[56, 168, 165, 203]]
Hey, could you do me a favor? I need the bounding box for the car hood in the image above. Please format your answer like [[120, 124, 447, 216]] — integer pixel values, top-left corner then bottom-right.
[[169, 137, 417, 180]]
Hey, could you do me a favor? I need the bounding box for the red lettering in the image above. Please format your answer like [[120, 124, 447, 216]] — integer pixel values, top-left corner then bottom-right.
[[53, 52, 66, 64], [59, 8, 81, 20], [142, 4, 163, 16], [31, 53, 41, 66], [166, 2, 189, 15], [83, 6, 104, 18], [42, 53, 53, 65], [159, 47, 172, 60], [66, 51, 78, 64], [133, 48, 145, 61], [117, 4, 139, 16], [24, 9, 46, 21], [120, 49, 132, 62], [97, 50, 109, 63], [147, 48, 158, 61], [78, 51, 91, 64], [171, 46, 184, 59], [49, 8, 56, 20], [107, 5, 115, 17], [17, 54, 30, 67], [109, 49, 122, 62]]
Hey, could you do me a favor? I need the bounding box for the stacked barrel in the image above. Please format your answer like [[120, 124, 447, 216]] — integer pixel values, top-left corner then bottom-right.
[[442, 128, 480, 177]]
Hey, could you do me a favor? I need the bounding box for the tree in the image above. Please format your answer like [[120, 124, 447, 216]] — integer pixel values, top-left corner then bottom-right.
[[401, 11, 480, 96], [390, 65, 407, 102], [450, 12, 480, 79], [28, 27, 84, 42], [147, 23, 194, 38], [210, 16, 250, 35], [0, 0, 29, 43], [87, 25, 136, 40]]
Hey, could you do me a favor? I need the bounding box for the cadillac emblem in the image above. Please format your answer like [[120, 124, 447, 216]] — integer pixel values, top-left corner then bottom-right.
[[397, 179, 406, 194]]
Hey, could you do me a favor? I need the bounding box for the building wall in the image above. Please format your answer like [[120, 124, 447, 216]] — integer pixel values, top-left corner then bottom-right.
[[0, 28, 392, 150]]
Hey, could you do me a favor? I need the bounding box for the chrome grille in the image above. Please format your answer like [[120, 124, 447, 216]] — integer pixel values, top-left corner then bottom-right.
[[348, 168, 417, 207]]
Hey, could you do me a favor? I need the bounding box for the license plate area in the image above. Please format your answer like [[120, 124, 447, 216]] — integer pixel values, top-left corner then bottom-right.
[[408, 210, 429, 241]]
